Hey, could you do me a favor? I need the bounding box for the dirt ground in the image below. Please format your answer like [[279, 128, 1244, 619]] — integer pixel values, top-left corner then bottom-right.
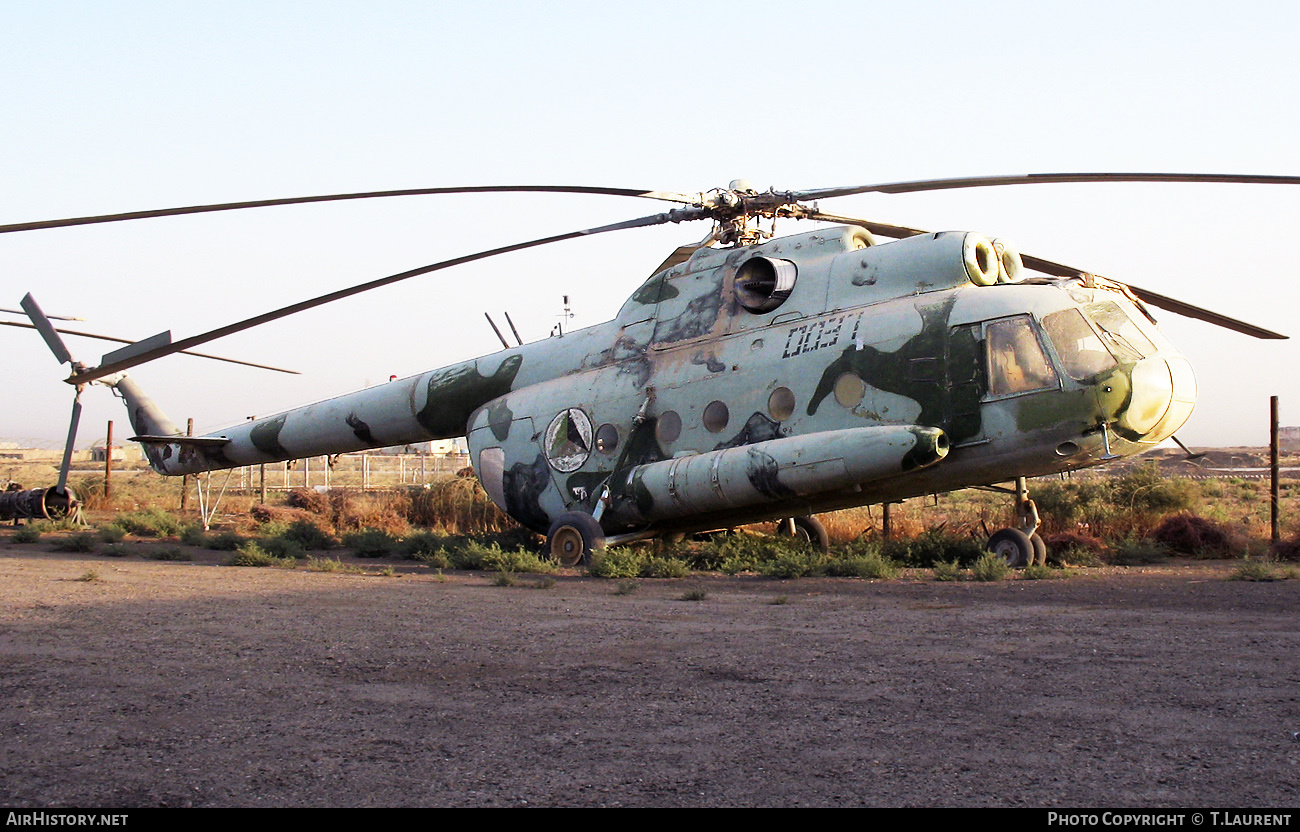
[[0, 544, 1297, 808]]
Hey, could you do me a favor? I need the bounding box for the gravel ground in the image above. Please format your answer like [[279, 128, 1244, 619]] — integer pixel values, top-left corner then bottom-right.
[[1, 545, 1297, 808]]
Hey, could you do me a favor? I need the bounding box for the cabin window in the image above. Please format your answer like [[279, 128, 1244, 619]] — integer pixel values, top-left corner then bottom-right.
[[703, 401, 729, 433], [595, 424, 620, 454], [656, 410, 682, 445], [1043, 308, 1118, 381], [833, 372, 866, 407], [768, 387, 795, 420], [985, 316, 1059, 397]]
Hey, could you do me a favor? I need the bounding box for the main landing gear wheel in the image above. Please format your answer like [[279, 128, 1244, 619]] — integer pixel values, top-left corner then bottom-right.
[[987, 527, 1034, 568], [778, 515, 829, 553], [547, 511, 606, 567]]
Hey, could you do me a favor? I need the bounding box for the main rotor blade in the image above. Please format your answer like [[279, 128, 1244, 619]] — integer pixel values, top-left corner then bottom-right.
[[0, 186, 700, 235], [0, 320, 300, 373], [66, 210, 694, 384], [802, 211, 930, 240], [804, 212, 1285, 339], [795, 172, 1300, 201], [1124, 283, 1287, 340]]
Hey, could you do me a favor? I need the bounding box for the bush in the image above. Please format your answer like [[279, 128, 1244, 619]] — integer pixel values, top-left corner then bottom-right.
[[98, 524, 126, 544], [825, 551, 900, 579], [689, 532, 812, 574], [1112, 464, 1197, 515], [12, 526, 41, 543], [205, 531, 246, 551], [588, 546, 645, 578], [1230, 559, 1287, 582], [51, 533, 98, 553], [1152, 513, 1233, 557], [179, 525, 208, 546], [1272, 534, 1300, 563], [1108, 537, 1170, 566], [256, 535, 307, 559], [113, 508, 183, 538], [970, 553, 1010, 582], [932, 559, 964, 581], [641, 556, 690, 579], [281, 518, 336, 551], [874, 528, 985, 568], [758, 549, 827, 579], [286, 488, 330, 515], [144, 546, 192, 562], [227, 542, 295, 568], [1021, 564, 1066, 580], [1044, 532, 1106, 566], [407, 478, 512, 535], [344, 528, 400, 558]]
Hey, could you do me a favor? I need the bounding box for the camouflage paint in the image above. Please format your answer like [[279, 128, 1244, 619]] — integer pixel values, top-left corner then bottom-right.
[[250, 414, 290, 458], [415, 354, 523, 437], [806, 295, 966, 438], [503, 453, 552, 532]]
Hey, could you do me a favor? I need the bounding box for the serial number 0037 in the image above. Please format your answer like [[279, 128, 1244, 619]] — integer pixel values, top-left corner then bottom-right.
[[782, 312, 863, 359]]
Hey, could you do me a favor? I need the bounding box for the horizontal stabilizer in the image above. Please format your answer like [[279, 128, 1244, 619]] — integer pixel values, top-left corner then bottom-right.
[[129, 434, 231, 446]]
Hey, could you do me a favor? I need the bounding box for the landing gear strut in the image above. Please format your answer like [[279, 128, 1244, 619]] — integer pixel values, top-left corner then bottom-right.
[[983, 477, 1047, 567], [777, 515, 829, 553]]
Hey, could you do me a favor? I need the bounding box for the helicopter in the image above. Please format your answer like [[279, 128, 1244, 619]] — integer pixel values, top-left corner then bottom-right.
[[4, 173, 1295, 566]]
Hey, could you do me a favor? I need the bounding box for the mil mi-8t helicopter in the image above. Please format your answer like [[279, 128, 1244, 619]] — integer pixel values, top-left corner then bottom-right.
[[5, 173, 1294, 566]]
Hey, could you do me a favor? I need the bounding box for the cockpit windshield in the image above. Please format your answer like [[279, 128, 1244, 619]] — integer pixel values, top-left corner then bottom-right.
[[1083, 299, 1157, 362], [1043, 307, 1119, 382]]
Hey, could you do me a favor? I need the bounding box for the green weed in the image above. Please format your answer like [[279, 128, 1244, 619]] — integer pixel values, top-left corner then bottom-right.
[[343, 528, 400, 558], [932, 559, 965, 581], [1021, 564, 1066, 580], [51, 533, 98, 553], [144, 546, 192, 562], [1230, 559, 1289, 582], [12, 526, 41, 543], [970, 553, 1010, 582]]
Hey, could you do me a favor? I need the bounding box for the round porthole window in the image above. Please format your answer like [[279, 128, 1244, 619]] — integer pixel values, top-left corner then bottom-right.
[[767, 387, 795, 421], [834, 372, 866, 407], [703, 401, 729, 433], [544, 408, 593, 473], [656, 410, 682, 445], [595, 423, 620, 454]]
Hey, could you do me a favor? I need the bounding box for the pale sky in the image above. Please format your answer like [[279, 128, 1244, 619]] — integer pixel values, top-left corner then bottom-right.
[[2, 0, 1298, 448]]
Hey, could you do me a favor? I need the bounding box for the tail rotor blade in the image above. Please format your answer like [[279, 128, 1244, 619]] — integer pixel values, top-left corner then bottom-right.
[[57, 392, 83, 495], [20, 294, 75, 365]]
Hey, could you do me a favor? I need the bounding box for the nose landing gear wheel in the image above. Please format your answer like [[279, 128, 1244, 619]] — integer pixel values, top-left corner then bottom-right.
[[547, 512, 605, 567], [1030, 532, 1048, 567], [987, 527, 1034, 568]]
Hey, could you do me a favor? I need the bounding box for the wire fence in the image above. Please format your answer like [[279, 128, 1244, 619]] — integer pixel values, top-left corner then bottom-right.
[[218, 452, 472, 492]]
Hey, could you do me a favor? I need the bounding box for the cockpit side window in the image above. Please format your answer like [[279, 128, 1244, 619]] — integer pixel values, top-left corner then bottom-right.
[[985, 315, 1059, 397], [1043, 308, 1119, 382]]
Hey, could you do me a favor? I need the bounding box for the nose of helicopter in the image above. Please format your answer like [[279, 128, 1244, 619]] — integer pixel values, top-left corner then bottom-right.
[[1099, 357, 1197, 443]]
